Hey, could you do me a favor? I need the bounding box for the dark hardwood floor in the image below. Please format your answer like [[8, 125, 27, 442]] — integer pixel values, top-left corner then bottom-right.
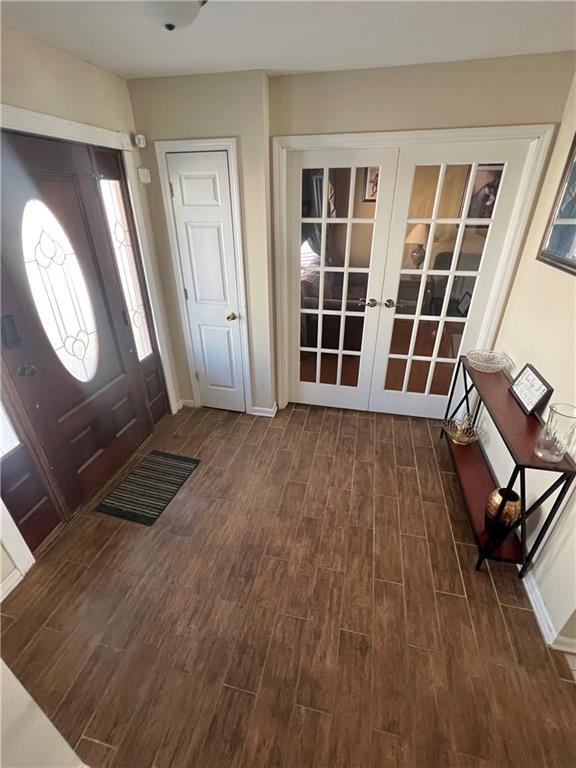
[[2, 405, 575, 767]]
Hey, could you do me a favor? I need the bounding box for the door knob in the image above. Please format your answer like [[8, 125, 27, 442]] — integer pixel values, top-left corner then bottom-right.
[[384, 299, 404, 309], [358, 298, 377, 308], [226, 312, 238, 321]]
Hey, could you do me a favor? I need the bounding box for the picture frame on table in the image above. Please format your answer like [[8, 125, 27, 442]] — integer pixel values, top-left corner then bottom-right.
[[536, 132, 576, 276], [509, 364, 554, 416]]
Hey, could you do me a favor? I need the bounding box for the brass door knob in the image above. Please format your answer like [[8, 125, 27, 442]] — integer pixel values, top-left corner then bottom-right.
[[226, 312, 238, 321]]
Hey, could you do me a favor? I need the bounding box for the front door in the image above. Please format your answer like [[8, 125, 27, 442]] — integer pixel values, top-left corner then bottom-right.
[[288, 136, 533, 416], [166, 151, 246, 411], [1, 131, 153, 512]]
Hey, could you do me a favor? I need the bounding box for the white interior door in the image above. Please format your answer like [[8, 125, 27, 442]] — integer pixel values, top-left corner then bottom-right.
[[167, 151, 245, 411], [288, 148, 399, 409], [369, 139, 533, 417]]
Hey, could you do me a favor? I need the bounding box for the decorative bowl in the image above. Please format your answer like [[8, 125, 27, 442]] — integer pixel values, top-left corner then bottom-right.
[[465, 350, 512, 374], [442, 416, 486, 446]]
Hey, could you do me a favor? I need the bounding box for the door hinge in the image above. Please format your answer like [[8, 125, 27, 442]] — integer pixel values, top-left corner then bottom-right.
[[183, 287, 189, 301], [169, 181, 174, 199]]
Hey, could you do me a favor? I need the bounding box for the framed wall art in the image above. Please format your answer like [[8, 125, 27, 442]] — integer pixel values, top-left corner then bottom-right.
[[537, 132, 576, 276]]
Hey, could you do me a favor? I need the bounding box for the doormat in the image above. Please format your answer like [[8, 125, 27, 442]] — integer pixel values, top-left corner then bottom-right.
[[98, 450, 200, 526]]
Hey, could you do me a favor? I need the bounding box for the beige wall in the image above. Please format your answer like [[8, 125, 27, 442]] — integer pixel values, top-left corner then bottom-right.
[[0, 25, 135, 132], [128, 71, 274, 407], [270, 52, 575, 136], [490, 73, 576, 643]]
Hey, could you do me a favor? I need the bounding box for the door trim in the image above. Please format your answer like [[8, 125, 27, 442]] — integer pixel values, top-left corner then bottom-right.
[[273, 124, 555, 409], [0, 103, 180, 414], [1, 500, 35, 599], [155, 138, 254, 414]]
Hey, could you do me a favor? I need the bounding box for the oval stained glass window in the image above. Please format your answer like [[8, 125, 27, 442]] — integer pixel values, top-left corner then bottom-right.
[[21, 200, 99, 382]]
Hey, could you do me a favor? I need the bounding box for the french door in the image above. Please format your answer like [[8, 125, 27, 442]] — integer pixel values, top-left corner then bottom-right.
[[288, 137, 533, 416]]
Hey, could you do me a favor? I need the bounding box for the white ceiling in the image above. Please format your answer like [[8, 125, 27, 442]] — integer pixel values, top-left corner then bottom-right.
[[2, 1, 575, 79]]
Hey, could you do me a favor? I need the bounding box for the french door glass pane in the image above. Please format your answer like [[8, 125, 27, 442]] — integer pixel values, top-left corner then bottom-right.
[[300, 351, 316, 382], [437, 165, 470, 217], [348, 273, 368, 311], [350, 224, 373, 267], [397, 275, 421, 314], [430, 362, 455, 395], [431, 224, 459, 270], [300, 313, 318, 347], [467, 164, 504, 218], [320, 353, 338, 384], [438, 321, 464, 358], [403, 223, 429, 269], [390, 319, 413, 355], [353, 168, 378, 218], [302, 168, 324, 217], [100, 180, 153, 361], [414, 320, 438, 356], [322, 315, 341, 349], [385, 358, 407, 390], [301, 270, 320, 309], [421, 276, 448, 315], [447, 276, 476, 317], [341, 355, 360, 386], [344, 316, 364, 351], [323, 273, 344, 310], [301, 223, 322, 268], [328, 168, 351, 217], [458, 225, 488, 270], [408, 166, 440, 218], [326, 223, 347, 266], [407, 360, 430, 392]]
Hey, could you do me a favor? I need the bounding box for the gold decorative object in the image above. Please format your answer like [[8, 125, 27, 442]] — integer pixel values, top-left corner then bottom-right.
[[485, 487, 522, 529], [442, 416, 486, 445]]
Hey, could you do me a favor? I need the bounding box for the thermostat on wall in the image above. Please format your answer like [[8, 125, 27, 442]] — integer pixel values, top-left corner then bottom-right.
[[134, 134, 147, 148], [137, 167, 151, 185]]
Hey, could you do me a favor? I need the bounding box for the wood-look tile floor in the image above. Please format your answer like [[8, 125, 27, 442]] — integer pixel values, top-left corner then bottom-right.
[[2, 405, 576, 768]]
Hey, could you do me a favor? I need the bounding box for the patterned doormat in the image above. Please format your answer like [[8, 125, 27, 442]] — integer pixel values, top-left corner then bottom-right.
[[98, 450, 200, 526]]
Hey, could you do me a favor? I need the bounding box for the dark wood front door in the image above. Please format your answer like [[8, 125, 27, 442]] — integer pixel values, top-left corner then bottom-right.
[[1, 130, 154, 515]]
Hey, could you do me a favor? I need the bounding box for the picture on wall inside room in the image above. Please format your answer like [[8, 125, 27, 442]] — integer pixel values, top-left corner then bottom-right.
[[363, 167, 379, 202], [537, 133, 576, 276], [468, 164, 503, 218]]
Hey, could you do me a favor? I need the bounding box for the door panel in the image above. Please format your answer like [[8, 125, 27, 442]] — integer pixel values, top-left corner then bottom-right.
[[369, 139, 531, 417], [1, 131, 153, 511], [167, 151, 245, 411], [288, 148, 399, 409]]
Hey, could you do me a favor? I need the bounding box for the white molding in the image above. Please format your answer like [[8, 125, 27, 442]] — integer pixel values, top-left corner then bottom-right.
[[0, 103, 132, 149], [273, 124, 555, 409], [155, 137, 253, 413], [122, 151, 180, 414], [0, 569, 24, 602], [248, 403, 278, 418], [176, 398, 196, 410], [522, 568, 557, 645], [551, 635, 576, 656], [0, 103, 180, 414], [1, 500, 35, 574]]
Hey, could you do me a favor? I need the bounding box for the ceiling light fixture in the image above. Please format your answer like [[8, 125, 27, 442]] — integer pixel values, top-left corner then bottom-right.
[[139, 1, 208, 32]]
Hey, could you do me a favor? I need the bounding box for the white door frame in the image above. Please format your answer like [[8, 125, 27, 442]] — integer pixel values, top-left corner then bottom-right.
[[0, 103, 181, 413], [273, 125, 554, 410], [155, 138, 254, 414], [1, 500, 35, 599]]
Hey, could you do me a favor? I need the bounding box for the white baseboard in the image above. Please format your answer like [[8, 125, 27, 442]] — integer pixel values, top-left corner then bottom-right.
[[522, 568, 557, 645], [248, 403, 278, 418], [0, 568, 24, 601], [175, 398, 195, 411], [551, 635, 576, 655]]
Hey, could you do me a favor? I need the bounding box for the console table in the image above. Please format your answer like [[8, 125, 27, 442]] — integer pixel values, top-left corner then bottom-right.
[[443, 356, 576, 577]]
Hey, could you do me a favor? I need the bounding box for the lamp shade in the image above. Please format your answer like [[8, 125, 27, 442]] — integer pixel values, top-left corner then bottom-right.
[[405, 223, 429, 245]]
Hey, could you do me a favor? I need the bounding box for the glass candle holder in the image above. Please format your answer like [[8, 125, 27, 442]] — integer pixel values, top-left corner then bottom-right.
[[534, 403, 576, 463]]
